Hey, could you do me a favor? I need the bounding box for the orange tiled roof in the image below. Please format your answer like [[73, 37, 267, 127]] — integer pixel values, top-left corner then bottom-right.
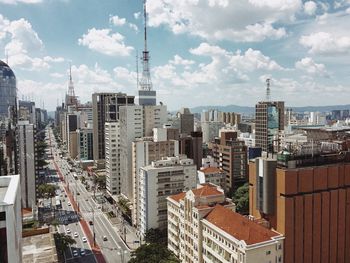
[[191, 184, 222, 197], [168, 192, 186, 202], [200, 167, 222, 174], [204, 205, 280, 245]]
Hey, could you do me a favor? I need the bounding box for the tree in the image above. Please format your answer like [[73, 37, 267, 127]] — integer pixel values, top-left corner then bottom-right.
[[145, 228, 168, 245], [128, 243, 179, 263], [38, 184, 57, 205], [95, 175, 106, 190], [232, 183, 249, 214], [54, 232, 76, 255]]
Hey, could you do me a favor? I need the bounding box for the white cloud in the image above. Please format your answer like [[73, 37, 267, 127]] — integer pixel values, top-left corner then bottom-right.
[[147, 0, 300, 42], [295, 57, 328, 77], [304, 1, 317, 15], [43, 56, 65, 63], [109, 15, 126, 26], [300, 32, 350, 54], [50, 73, 64, 78], [169, 55, 195, 66], [78, 28, 134, 56], [134, 12, 141, 19], [128, 23, 138, 32]]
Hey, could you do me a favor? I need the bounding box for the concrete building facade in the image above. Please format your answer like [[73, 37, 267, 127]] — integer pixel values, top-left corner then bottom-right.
[[249, 154, 350, 263], [255, 101, 284, 153], [167, 183, 283, 263], [0, 175, 22, 263], [210, 131, 248, 192], [105, 122, 121, 196], [138, 156, 197, 235], [131, 130, 179, 226], [17, 121, 36, 208], [92, 92, 134, 164]]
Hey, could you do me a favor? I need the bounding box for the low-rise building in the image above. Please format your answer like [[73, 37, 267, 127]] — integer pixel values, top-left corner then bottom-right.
[[167, 183, 284, 263], [197, 167, 226, 190]]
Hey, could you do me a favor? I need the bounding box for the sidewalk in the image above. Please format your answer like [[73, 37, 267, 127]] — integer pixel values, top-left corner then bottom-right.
[[107, 215, 141, 251]]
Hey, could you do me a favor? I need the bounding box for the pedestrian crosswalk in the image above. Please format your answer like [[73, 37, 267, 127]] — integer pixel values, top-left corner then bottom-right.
[[80, 210, 105, 219]]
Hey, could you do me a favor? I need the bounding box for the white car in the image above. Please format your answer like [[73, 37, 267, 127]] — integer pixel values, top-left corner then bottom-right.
[[66, 228, 71, 234], [74, 232, 79, 238], [82, 236, 87, 243], [67, 202, 71, 206], [73, 250, 79, 257], [80, 249, 86, 256]]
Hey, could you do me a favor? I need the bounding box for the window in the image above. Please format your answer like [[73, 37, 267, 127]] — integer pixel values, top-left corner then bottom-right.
[[266, 251, 271, 255]]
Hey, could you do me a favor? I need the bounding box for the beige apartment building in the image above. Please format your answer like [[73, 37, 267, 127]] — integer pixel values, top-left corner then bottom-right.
[[167, 184, 284, 263]]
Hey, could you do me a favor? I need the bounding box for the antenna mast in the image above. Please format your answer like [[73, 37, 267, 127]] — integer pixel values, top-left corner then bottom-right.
[[266, 78, 271, 101], [139, 0, 152, 91]]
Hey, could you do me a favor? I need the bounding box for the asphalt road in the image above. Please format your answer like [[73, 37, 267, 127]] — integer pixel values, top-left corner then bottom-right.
[[48, 127, 130, 263]]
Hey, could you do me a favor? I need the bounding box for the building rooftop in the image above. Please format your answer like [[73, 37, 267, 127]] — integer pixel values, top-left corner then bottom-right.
[[191, 184, 223, 197], [200, 167, 223, 174], [204, 205, 281, 245], [168, 192, 186, 203], [0, 175, 20, 205], [22, 232, 58, 263]]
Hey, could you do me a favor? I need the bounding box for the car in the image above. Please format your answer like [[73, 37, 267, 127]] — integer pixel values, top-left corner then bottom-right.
[[80, 249, 86, 256], [77, 192, 80, 196], [82, 237, 87, 243], [73, 250, 79, 257], [74, 232, 79, 238], [66, 228, 71, 234], [103, 236, 108, 241], [67, 202, 71, 206], [89, 221, 93, 225]]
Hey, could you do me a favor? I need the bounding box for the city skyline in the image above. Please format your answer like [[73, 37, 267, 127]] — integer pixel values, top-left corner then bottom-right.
[[0, 0, 350, 111]]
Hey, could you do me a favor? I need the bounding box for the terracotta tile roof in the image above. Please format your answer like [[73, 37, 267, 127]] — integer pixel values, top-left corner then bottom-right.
[[200, 167, 223, 174], [191, 184, 223, 197], [168, 192, 186, 203], [204, 205, 280, 245]]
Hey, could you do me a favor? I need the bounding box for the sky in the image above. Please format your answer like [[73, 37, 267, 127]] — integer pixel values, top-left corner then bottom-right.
[[0, 0, 350, 111]]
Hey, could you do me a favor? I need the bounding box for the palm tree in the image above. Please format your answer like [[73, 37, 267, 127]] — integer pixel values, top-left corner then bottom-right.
[[54, 232, 76, 255]]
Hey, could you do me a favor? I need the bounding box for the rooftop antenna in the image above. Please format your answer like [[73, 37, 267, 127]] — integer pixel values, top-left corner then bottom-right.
[[266, 78, 271, 102], [139, 0, 153, 91]]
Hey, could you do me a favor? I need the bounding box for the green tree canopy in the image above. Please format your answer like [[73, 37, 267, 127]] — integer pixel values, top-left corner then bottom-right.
[[38, 184, 56, 199], [128, 243, 179, 263], [54, 232, 76, 255], [232, 183, 249, 214], [145, 228, 168, 245]]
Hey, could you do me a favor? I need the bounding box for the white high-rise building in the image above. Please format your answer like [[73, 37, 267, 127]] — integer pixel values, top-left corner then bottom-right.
[[105, 122, 120, 196], [0, 175, 22, 263], [131, 128, 179, 226], [17, 121, 36, 209], [119, 105, 144, 200], [138, 156, 197, 236], [119, 104, 167, 200]]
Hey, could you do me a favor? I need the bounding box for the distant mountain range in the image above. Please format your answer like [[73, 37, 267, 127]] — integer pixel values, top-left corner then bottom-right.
[[189, 104, 350, 115]]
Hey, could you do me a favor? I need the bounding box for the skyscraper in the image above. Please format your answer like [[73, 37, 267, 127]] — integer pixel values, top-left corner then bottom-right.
[[255, 101, 284, 153], [92, 92, 134, 165], [0, 60, 16, 120], [17, 121, 36, 209]]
